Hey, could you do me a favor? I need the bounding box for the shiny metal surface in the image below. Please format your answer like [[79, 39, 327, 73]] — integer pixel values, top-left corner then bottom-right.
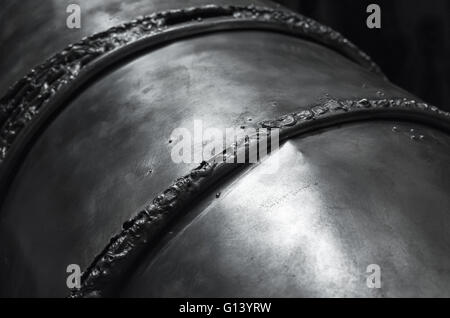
[[0, 0, 277, 95], [0, 3, 386, 191], [122, 121, 450, 297], [0, 30, 413, 297], [0, 0, 448, 298]]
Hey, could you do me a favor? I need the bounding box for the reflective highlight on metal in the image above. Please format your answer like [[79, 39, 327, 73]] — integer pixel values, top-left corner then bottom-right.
[[1, 0, 449, 298], [0, 4, 382, 164], [71, 98, 450, 297], [122, 121, 450, 297]]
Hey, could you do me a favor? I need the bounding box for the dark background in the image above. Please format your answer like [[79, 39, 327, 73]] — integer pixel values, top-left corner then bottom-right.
[[275, 0, 450, 111]]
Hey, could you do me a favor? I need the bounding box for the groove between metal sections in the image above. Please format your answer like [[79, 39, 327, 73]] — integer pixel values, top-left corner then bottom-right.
[[0, 4, 383, 166], [70, 98, 450, 297], [0, 5, 389, 215]]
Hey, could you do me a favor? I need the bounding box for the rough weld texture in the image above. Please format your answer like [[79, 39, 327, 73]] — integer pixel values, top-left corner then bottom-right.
[[70, 98, 450, 298], [0, 4, 383, 163], [70, 160, 229, 298]]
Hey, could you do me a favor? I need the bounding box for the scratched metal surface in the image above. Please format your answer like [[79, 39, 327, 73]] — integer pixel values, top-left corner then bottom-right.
[[0, 29, 414, 297], [0, 4, 385, 163], [0, 0, 447, 298], [0, 0, 278, 96], [122, 121, 450, 297]]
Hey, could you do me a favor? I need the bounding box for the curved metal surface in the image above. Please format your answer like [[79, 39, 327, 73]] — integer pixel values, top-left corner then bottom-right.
[[0, 0, 449, 299], [0, 27, 413, 297], [71, 98, 450, 297], [121, 120, 450, 297], [0, 0, 279, 95], [0, 4, 382, 167]]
